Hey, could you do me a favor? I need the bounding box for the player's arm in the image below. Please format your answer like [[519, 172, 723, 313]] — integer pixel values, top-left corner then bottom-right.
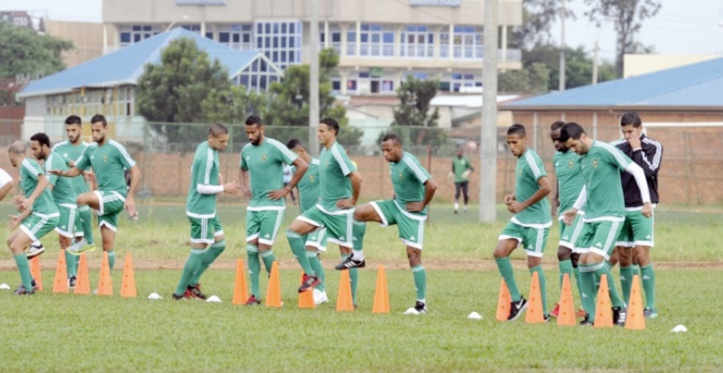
[[50, 167, 82, 178], [508, 176, 551, 214], [20, 173, 49, 211], [239, 168, 252, 198], [336, 170, 362, 209], [563, 185, 587, 225], [419, 178, 438, 210], [124, 165, 141, 217], [631, 141, 663, 178], [624, 162, 652, 217], [8, 205, 33, 230], [268, 157, 308, 200], [466, 157, 474, 172], [550, 179, 559, 217]]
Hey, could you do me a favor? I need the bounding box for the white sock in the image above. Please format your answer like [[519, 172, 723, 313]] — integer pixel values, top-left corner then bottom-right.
[[351, 250, 364, 260], [464, 205, 468, 211], [454, 202, 459, 210]]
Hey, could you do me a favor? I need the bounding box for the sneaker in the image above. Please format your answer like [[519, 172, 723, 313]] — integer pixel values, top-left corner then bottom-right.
[[187, 284, 207, 300], [507, 297, 528, 321], [298, 274, 320, 293], [244, 295, 261, 305], [643, 307, 658, 319], [17, 279, 39, 293], [550, 303, 560, 318], [313, 289, 329, 305], [334, 256, 366, 270], [14, 285, 34, 295], [544, 314, 551, 323], [576, 308, 587, 318], [404, 301, 428, 315], [580, 315, 593, 326], [172, 291, 191, 300], [454, 209, 458, 214], [27, 243, 45, 259], [612, 306, 627, 326], [68, 276, 77, 289], [67, 239, 95, 256]]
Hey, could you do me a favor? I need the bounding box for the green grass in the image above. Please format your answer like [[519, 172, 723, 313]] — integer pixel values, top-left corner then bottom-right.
[[1, 268, 722, 372], [1, 202, 722, 371]]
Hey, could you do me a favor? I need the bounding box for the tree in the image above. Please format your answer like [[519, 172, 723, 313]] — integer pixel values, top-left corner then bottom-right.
[[499, 62, 551, 94], [584, 0, 661, 77], [136, 37, 236, 149], [382, 76, 445, 149], [0, 21, 73, 79], [509, 0, 575, 49], [264, 48, 362, 148]]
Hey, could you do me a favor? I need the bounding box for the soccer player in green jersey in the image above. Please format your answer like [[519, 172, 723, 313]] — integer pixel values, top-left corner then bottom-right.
[[548, 121, 586, 319], [493, 124, 552, 321], [452, 147, 473, 213], [560, 122, 652, 326], [173, 123, 241, 300], [240, 115, 308, 304], [286, 138, 329, 304], [354, 134, 437, 314], [285, 118, 367, 303], [610, 112, 662, 318], [7, 140, 60, 295], [54, 115, 96, 255], [30, 132, 81, 288], [50, 114, 140, 272]]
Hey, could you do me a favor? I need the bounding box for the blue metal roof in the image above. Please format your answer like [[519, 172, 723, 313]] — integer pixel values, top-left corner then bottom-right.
[[19, 28, 278, 98], [502, 57, 723, 110]]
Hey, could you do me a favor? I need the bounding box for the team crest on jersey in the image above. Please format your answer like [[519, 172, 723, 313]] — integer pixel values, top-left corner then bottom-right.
[[592, 159, 598, 168], [261, 154, 267, 161], [309, 174, 315, 183], [568, 160, 574, 168], [103, 154, 108, 162], [399, 172, 404, 180]]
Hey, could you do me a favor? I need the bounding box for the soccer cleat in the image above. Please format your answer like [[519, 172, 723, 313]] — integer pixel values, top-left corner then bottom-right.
[[187, 284, 207, 300], [68, 276, 77, 289], [27, 243, 45, 259], [17, 279, 39, 293], [454, 209, 458, 214], [550, 303, 560, 318], [313, 289, 329, 305], [612, 306, 627, 326], [244, 295, 261, 305], [67, 239, 95, 256], [507, 297, 528, 321], [172, 291, 190, 300], [334, 256, 366, 270], [643, 307, 658, 319], [14, 286, 35, 295], [298, 274, 320, 293], [544, 314, 551, 323], [403, 301, 427, 315], [579, 315, 593, 326]]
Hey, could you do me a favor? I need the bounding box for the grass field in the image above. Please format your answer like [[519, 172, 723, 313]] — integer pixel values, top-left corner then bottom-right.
[[1, 202, 722, 372]]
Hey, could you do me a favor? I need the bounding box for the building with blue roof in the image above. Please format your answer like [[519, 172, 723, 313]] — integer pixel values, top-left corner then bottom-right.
[[18, 28, 282, 141]]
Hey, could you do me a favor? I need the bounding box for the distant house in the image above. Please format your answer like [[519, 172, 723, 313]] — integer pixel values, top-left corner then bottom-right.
[[17, 28, 283, 142]]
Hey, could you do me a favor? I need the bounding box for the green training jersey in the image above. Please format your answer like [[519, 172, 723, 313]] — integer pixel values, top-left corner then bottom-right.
[[20, 158, 58, 215], [512, 148, 551, 226], [293, 158, 320, 213], [240, 137, 298, 210], [318, 141, 356, 213], [75, 139, 136, 197], [46, 151, 77, 205], [186, 141, 220, 218], [390, 152, 431, 216], [452, 156, 472, 182], [553, 150, 585, 216], [52, 140, 91, 194], [580, 141, 632, 221]]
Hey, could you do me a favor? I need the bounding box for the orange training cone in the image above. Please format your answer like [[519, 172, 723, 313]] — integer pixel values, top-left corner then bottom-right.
[[30, 256, 43, 291], [525, 271, 545, 323], [264, 261, 282, 307], [232, 259, 249, 305], [52, 251, 69, 293], [495, 279, 511, 321], [97, 251, 113, 296], [336, 269, 354, 312], [120, 253, 136, 298], [625, 275, 646, 330], [298, 272, 316, 309], [594, 274, 613, 328], [557, 273, 576, 326], [75, 254, 91, 295], [372, 265, 390, 314]]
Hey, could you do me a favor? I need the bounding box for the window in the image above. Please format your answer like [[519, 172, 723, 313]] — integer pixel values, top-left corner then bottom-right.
[[441, 26, 483, 59], [359, 24, 394, 57], [400, 25, 434, 58], [216, 25, 253, 50], [254, 21, 302, 69], [119, 25, 160, 47], [347, 80, 357, 92], [346, 31, 357, 56], [442, 71, 481, 92], [233, 57, 283, 93], [181, 24, 201, 33], [320, 25, 342, 55]]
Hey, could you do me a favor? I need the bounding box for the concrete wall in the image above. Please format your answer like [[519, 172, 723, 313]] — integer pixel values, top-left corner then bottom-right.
[[45, 20, 104, 68]]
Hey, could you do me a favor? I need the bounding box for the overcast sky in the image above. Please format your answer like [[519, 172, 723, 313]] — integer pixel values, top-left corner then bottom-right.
[[2, 0, 722, 60]]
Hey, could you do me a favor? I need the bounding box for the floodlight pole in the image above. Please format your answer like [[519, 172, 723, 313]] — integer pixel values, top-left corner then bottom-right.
[[479, 0, 498, 223], [309, 0, 320, 156]]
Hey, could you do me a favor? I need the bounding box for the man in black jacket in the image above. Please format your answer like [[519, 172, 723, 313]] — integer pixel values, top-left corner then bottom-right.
[[610, 111, 661, 319]]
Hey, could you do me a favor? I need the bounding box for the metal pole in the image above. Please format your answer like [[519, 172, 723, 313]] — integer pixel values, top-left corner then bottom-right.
[[480, 0, 498, 223], [559, 0, 566, 91], [309, 0, 320, 155]]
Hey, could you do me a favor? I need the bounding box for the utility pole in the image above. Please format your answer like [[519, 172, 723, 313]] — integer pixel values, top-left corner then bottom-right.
[[309, 0, 320, 155], [480, 0, 498, 223], [559, 0, 566, 91]]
